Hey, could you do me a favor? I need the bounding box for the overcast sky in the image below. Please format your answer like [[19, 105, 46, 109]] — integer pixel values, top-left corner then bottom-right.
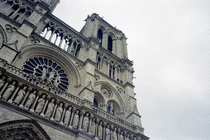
[[53, 1, 210, 139]]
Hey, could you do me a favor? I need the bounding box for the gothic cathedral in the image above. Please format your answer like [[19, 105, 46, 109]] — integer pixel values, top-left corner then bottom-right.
[[0, 0, 149, 140]]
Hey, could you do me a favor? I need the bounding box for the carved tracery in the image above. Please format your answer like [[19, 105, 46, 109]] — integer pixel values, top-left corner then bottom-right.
[[23, 57, 69, 91]]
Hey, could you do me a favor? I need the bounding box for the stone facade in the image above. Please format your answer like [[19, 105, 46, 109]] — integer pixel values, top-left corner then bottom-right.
[[0, 0, 149, 139]]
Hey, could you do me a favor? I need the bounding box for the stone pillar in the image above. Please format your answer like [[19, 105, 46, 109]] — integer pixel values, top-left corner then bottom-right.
[[19, 87, 32, 107], [30, 92, 42, 112], [8, 82, 22, 103], [50, 100, 59, 121], [103, 122, 107, 140], [88, 114, 94, 134], [60, 104, 68, 125], [95, 118, 100, 138], [78, 110, 85, 131], [40, 95, 51, 116], [69, 107, 76, 128], [0, 77, 12, 98]]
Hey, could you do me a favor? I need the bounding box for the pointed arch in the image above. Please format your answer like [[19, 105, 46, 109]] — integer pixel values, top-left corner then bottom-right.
[[94, 81, 125, 111], [0, 25, 7, 48], [0, 119, 51, 140]]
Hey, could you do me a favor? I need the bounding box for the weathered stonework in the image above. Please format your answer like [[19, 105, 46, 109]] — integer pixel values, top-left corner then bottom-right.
[[0, 0, 149, 140]]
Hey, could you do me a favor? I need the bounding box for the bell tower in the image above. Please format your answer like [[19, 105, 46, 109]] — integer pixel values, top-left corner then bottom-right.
[[81, 13, 143, 132]]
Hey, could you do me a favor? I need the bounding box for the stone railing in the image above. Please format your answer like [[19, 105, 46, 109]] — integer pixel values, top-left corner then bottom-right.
[[0, 60, 148, 140]]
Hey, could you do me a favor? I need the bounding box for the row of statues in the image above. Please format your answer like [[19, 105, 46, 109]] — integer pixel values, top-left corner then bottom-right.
[[0, 76, 142, 140]]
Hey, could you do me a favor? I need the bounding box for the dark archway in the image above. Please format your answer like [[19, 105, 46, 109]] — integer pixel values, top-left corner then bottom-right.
[[0, 119, 51, 140]]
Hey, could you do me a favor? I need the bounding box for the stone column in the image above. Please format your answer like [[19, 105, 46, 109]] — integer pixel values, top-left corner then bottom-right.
[[0, 77, 12, 98], [111, 125, 114, 140], [103, 122, 107, 140], [40, 95, 51, 116], [30, 92, 42, 112], [95, 118, 100, 138], [118, 128, 121, 140], [8, 82, 22, 103], [88, 114, 94, 134], [50, 100, 59, 121], [19, 87, 32, 107], [60, 104, 68, 125], [78, 110, 85, 131], [69, 107, 76, 128]]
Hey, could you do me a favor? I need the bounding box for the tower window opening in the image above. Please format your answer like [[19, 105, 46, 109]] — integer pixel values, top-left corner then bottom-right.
[[93, 99, 98, 107], [108, 36, 113, 53], [97, 29, 103, 47]]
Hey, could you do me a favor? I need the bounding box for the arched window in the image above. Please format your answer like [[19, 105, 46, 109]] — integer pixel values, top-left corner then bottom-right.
[[97, 29, 103, 47], [93, 98, 98, 107], [108, 36, 113, 53]]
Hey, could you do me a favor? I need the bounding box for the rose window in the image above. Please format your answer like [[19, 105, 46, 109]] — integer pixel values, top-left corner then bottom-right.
[[23, 57, 69, 91]]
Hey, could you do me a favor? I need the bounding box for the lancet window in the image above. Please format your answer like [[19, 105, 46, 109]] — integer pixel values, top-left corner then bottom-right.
[[41, 22, 82, 57], [107, 36, 113, 53], [97, 29, 103, 47], [96, 52, 123, 84], [0, 0, 32, 22], [23, 57, 69, 91]]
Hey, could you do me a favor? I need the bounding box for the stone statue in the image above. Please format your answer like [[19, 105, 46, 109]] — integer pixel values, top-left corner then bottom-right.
[[55, 102, 63, 122], [90, 118, 96, 136], [24, 90, 36, 109], [41, 67, 47, 81], [98, 122, 103, 140], [47, 71, 55, 84], [72, 110, 79, 129], [82, 113, 89, 132], [45, 99, 55, 118], [112, 128, 117, 140], [125, 135, 129, 140], [35, 94, 46, 114], [64, 107, 72, 125], [13, 86, 27, 105], [105, 125, 111, 140], [54, 76, 60, 87], [0, 76, 6, 89], [119, 132, 124, 140], [2, 81, 16, 100]]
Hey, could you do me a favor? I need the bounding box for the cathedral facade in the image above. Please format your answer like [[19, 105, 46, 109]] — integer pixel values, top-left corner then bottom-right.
[[0, 0, 149, 139]]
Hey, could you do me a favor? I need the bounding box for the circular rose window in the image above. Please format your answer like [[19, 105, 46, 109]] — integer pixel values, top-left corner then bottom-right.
[[23, 57, 69, 91]]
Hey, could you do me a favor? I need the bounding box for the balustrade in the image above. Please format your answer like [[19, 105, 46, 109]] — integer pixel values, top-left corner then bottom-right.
[[0, 60, 147, 140]]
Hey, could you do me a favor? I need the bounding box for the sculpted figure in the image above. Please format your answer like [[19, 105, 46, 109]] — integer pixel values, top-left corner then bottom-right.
[[45, 99, 55, 118], [98, 122, 103, 140], [2, 81, 16, 100], [112, 128, 118, 140], [54, 76, 60, 87], [82, 113, 89, 132], [90, 118, 96, 136], [119, 132, 124, 140], [72, 110, 79, 129], [41, 67, 47, 81], [25, 90, 36, 109], [0, 76, 6, 89], [35, 94, 46, 114], [13, 86, 27, 105], [64, 107, 72, 125], [47, 71, 55, 83], [55, 102, 63, 122], [105, 125, 111, 140]]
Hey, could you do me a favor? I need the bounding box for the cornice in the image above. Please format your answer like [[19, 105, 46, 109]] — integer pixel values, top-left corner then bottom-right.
[[0, 13, 21, 28]]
